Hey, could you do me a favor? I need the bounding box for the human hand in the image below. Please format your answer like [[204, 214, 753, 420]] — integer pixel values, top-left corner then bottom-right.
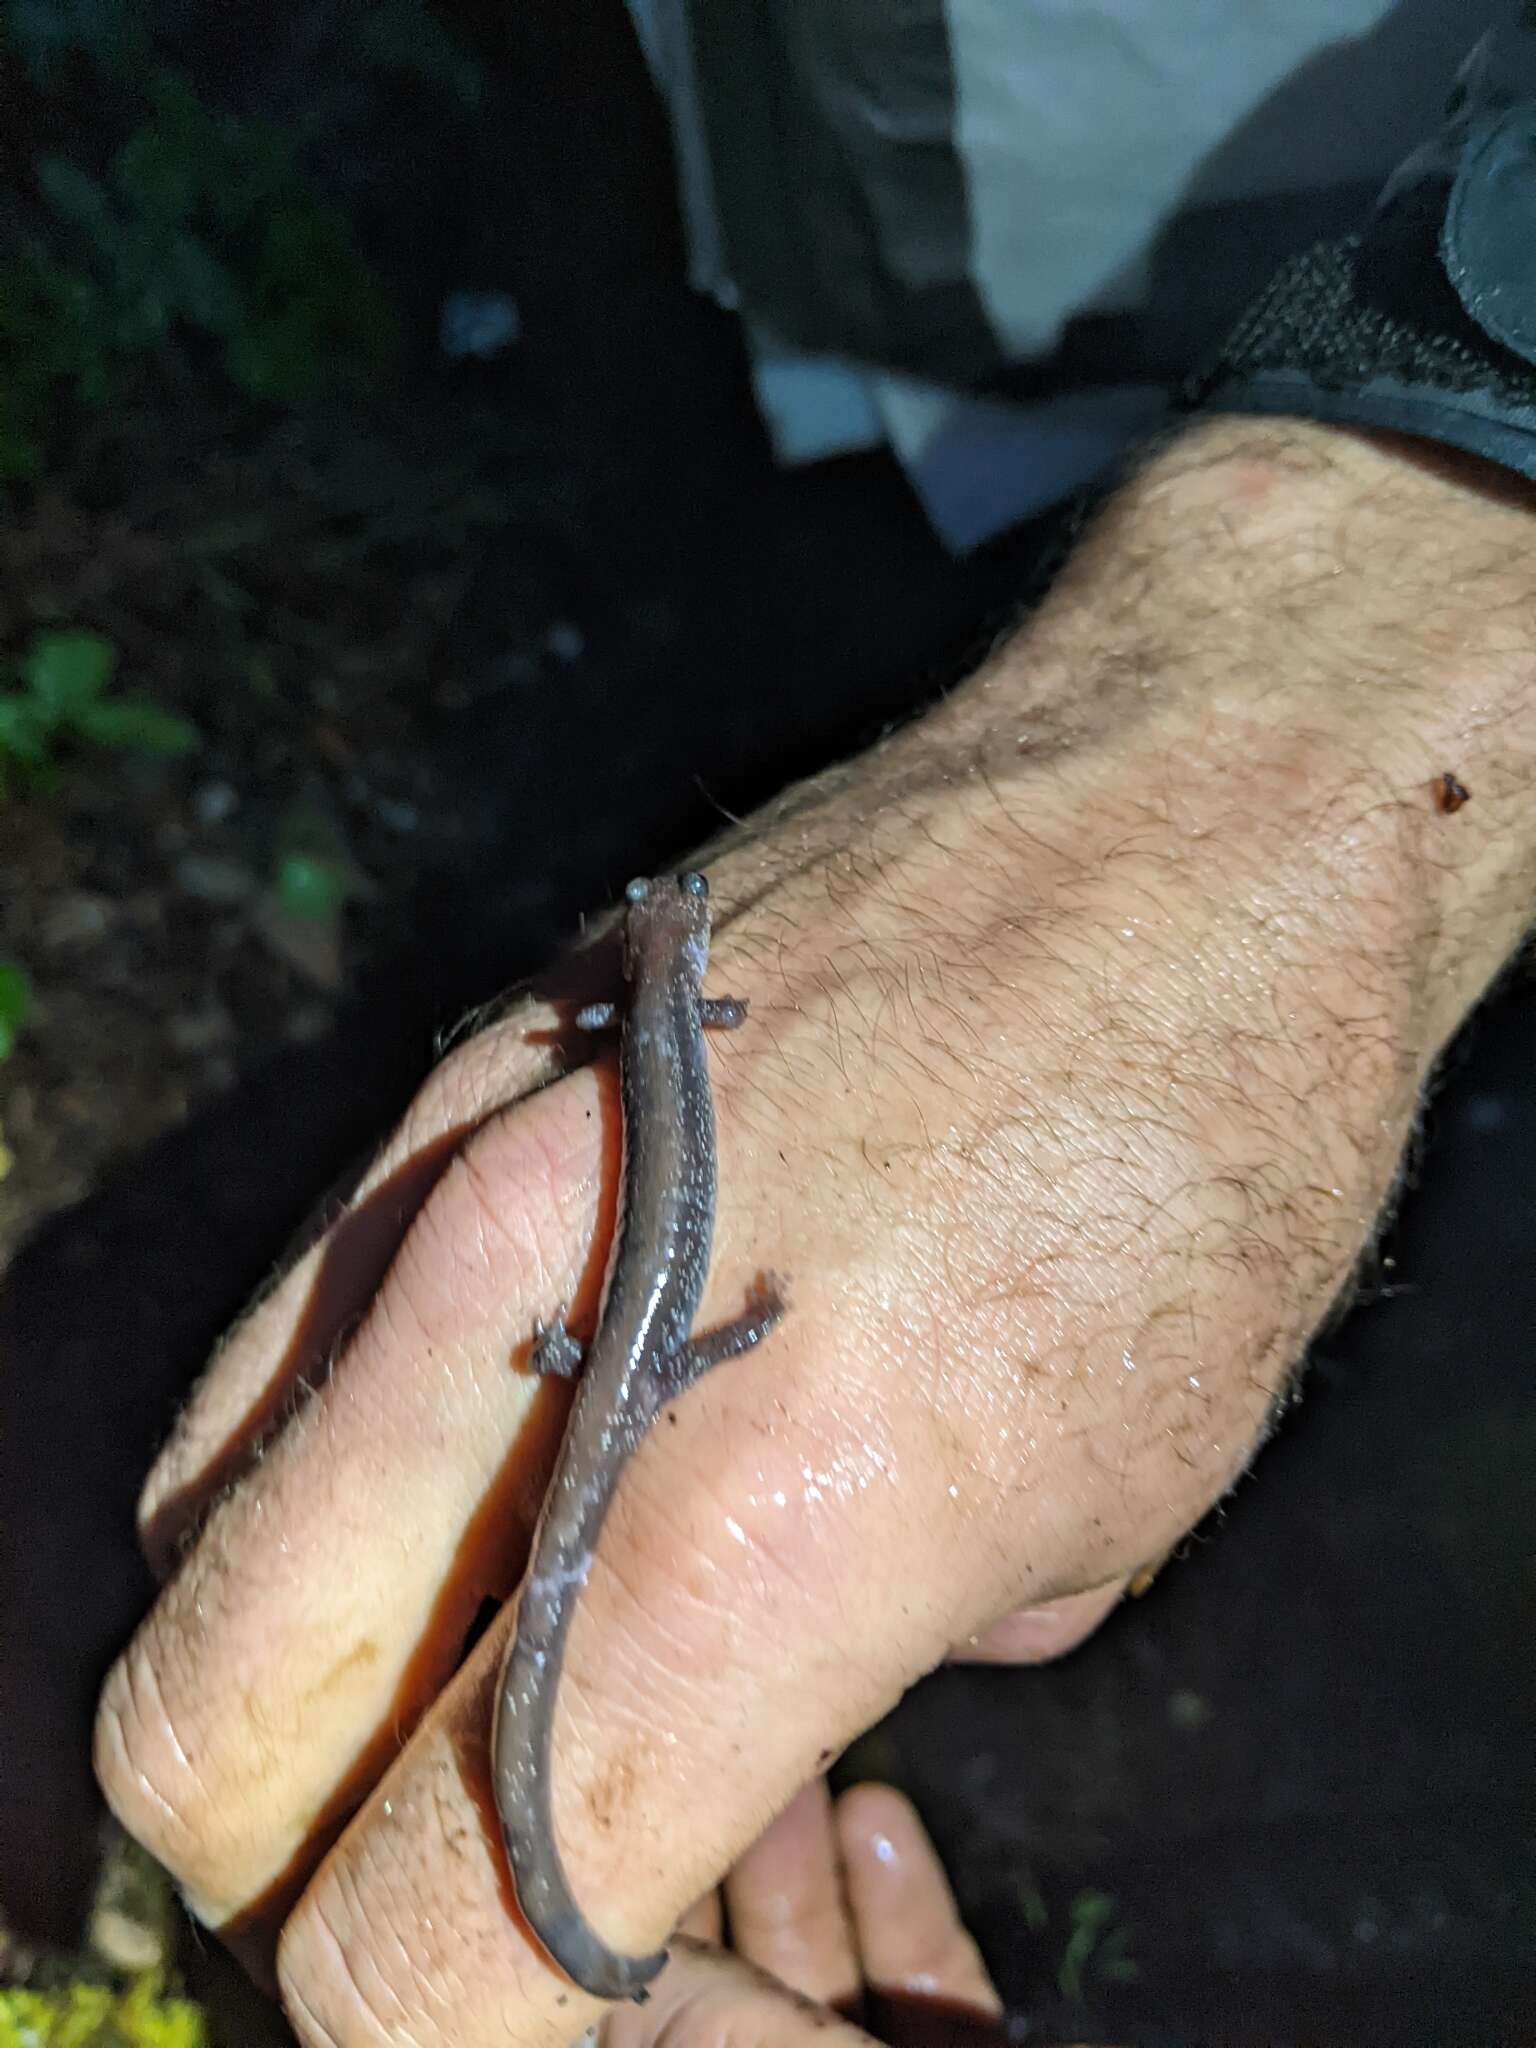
[[95, 421, 1536, 2047], [625, 1781, 1004, 2048]]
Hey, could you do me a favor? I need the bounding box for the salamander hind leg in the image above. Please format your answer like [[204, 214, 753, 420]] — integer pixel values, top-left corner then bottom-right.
[[529, 1313, 585, 1378], [662, 1277, 787, 1397]]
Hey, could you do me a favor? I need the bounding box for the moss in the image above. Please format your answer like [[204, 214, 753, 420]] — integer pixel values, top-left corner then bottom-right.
[[0, 1974, 208, 2048]]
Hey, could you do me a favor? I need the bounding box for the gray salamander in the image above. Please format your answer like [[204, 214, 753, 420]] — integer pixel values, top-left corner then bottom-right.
[[492, 871, 785, 2002]]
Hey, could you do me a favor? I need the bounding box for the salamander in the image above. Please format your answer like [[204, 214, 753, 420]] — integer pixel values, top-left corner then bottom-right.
[[492, 871, 785, 2002]]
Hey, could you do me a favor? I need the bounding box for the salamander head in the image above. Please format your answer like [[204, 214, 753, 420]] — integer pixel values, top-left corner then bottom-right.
[[623, 871, 712, 979]]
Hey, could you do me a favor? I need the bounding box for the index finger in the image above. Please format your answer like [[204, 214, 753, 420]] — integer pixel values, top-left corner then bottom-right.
[[96, 1048, 618, 1932], [138, 1011, 565, 1571]]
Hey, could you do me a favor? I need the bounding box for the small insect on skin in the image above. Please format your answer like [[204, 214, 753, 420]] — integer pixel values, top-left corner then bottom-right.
[[1431, 772, 1470, 815]]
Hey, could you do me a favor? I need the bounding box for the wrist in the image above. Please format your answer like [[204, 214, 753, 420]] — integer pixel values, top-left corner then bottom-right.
[[939, 416, 1536, 1042]]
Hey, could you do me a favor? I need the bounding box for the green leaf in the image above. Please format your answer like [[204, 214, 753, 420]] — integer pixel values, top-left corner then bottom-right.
[[0, 961, 31, 1059], [72, 696, 199, 754], [275, 852, 348, 921], [165, 234, 241, 336], [35, 152, 112, 229], [1016, 1883, 1050, 1934], [1069, 1890, 1118, 1930], [0, 694, 53, 765], [7, 0, 70, 82], [22, 628, 117, 713], [146, 69, 213, 149], [112, 123, 201, 225], [0, 1971, 210, 2048], [225, 316, 322, 403]]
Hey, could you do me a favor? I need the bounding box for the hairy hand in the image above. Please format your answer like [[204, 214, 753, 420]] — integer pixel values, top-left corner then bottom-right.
[[95, 422, 1535, 2046]]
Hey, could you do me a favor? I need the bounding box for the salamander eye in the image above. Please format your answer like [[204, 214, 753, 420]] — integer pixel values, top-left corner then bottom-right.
[[679, 871, 709, 899], [625, 878, 651, 904]]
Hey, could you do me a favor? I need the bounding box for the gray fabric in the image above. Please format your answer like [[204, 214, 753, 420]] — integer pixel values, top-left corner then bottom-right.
[[624, 0, 1522, 544], [1187, 234, 1536, 481], [682, 0, 999, 384], [1445, 107, 1536, 359], [947, 0, 1425, 363], [647, 0, 1509, 382], [623, 0, 736, 307], [1190, 14, 1536, 488]]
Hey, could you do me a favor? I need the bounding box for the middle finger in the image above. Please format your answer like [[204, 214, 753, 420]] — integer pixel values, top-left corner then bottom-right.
[[723, 1781, 861, 2008]]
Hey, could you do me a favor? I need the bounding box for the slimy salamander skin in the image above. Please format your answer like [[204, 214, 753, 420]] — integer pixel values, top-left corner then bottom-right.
[[492, 872, 784, 2002]]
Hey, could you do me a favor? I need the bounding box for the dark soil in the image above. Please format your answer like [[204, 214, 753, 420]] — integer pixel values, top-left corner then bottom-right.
[[2, 9, 1533, 2046], [0, 388, 553, 1256]]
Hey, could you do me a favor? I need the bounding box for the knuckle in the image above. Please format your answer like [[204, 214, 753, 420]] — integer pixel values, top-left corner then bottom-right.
[[279, 1862, 428, 2048], [389, 1044, 488, 1169], [398, 1015, 542, 1164], [92, 1639, 208, 1877], [94, 1541, 304, 1916], [611, 1407, 861, 1660], [390, 1115, 571, 1358]]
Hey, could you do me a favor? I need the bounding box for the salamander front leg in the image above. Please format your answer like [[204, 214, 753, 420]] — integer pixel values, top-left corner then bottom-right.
[[529, 1313, 584, 1378], [700, 995, 749, 1029]]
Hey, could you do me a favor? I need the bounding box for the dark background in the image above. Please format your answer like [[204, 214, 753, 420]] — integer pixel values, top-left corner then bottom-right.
[[1, 7, 1533, 2043]]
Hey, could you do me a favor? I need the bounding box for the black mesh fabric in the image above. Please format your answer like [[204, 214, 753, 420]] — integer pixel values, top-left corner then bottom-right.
[[1183, 15, 1536, 483], [1183, 232, 1536, 481]]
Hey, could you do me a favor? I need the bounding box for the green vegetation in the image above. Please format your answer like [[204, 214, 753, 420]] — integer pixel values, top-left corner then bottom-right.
[[1, 2, 404, 481], [1018, 1880, 1140, 2007], [0, 960, 25, 1176], [0, 1974, 208, 2048], [0, 1832, 204, 2043], [0, 631, 197, 796], [1055, 1889, 1139, 2005], [274, 850, 351, 923], [0, 963, 29, 1061], [0, 629, 186, 1173]]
